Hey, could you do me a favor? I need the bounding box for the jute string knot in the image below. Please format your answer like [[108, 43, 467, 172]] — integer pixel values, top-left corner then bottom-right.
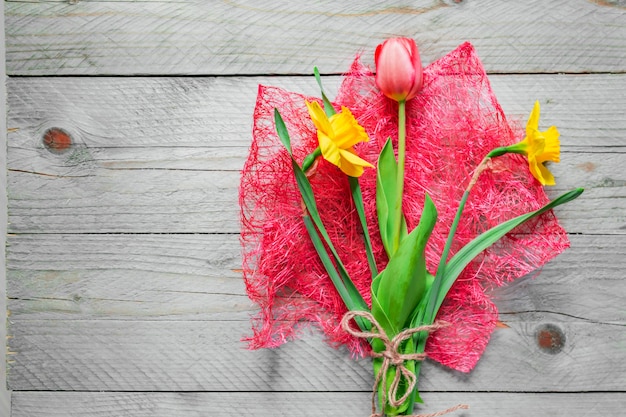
[[341, 310, 469, 417]]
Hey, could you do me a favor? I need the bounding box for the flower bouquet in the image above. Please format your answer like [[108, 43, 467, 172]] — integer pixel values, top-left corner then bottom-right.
[[240, 39, 582, 416]]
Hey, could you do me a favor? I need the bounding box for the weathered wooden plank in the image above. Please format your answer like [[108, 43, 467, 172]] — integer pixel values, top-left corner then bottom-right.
[[6, 153, 625, 235], [6, 234, 625, 324], [6, 233, 253, 321], [7, 169, 239, 233], [6, 318, 625, 392], [6, 74, 626, 150], [10, 392, 626, 417], [5, 0, 626, 75], [3, 2, 624, 416], [6, 75, 626, 234]]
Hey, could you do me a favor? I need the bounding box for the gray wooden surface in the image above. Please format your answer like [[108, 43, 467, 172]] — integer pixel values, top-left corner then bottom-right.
[[4, 1, 626, 416], [1, 5, 10, 416]]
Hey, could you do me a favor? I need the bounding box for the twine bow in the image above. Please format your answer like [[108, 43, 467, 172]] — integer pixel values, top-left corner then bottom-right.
[[341, 310, 469, 417]]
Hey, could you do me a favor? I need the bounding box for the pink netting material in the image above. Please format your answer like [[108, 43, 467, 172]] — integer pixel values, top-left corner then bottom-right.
[[239, 42, 569, 372]]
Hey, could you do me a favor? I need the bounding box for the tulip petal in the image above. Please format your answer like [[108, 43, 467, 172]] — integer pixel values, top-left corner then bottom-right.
[[375, 37, 423, 102]]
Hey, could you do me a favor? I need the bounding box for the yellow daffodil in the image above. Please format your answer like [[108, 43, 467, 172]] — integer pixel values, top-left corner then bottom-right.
[[306, 100, 374, 177], [503, 101, 560, 185]]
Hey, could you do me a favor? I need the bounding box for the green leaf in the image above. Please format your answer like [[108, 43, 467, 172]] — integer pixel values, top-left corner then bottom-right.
[[370, 275, 397, 339], [292, 158, 369, 315], [314, 66, 336, 117], [303, 216, 370, 331], [424, 187, 584, 325], [274, 108, 292, 154], [349, 176, 378, 278], [376, 138, 407, 257], [372, 194, 437, 335]]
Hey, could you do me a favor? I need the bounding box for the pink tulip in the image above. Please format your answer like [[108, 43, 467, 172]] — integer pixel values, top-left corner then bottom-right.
[[374, 38, 423, 102]]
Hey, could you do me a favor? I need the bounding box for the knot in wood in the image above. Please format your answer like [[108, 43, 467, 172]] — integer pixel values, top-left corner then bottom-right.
[[536, 323, 565, 354], [43, 128, 72, 153]]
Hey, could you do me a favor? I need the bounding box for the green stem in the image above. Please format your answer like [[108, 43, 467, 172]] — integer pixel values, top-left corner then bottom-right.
[[393, 100, 407, 253], [429, 190, 470, 314], [303, 215, 370, 331], [302, 147, 322, 172], [426, 155, 491, 325], [487, 146, 510, 158]]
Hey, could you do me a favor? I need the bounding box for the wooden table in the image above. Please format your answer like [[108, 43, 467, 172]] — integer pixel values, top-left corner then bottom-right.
[[4, 1, 625, 415]]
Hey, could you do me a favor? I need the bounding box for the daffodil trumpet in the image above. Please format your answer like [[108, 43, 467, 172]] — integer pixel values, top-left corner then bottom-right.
[[488, 101, 560, 185]]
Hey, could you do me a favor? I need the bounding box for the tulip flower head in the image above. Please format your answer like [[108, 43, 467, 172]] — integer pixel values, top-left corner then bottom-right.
[[505, 101, 560, 185], [305, 100, 374, 177], [375, 37, 424, 102]]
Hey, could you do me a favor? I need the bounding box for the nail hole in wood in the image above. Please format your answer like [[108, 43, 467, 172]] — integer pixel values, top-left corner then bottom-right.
[[43, 128, 73, 153], [536, 324, 565, 354]]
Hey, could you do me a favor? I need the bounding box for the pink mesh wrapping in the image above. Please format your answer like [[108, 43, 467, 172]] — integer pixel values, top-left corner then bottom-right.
[[240, 42, 570, 372]]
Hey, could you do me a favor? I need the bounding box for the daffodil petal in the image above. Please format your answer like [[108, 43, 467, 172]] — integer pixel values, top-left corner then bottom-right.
[[338, 148, 374, 178], [306, 101, 333, 137], [526, 101, 541, 134], [537, 163, 556, 186], [526, 157, 544, 185], [306, 102, 372, 176], [340, 148, 374, 167], [528, 129, 547, 156], [528, 156, 557, 186], [338, 161, 364, 177], [318, 132, 342, 167]]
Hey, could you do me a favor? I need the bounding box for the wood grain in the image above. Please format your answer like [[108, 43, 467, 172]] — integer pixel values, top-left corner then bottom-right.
[[6, 234, 625, 323], [6, 319, 625, 392], [4, 1, 626, 415], [7, 75, 626, 150], [5, 0, 626, 75], [10, 392, 626, 417], [6, 75, 626, 234], [6, 159, 626, 234]]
